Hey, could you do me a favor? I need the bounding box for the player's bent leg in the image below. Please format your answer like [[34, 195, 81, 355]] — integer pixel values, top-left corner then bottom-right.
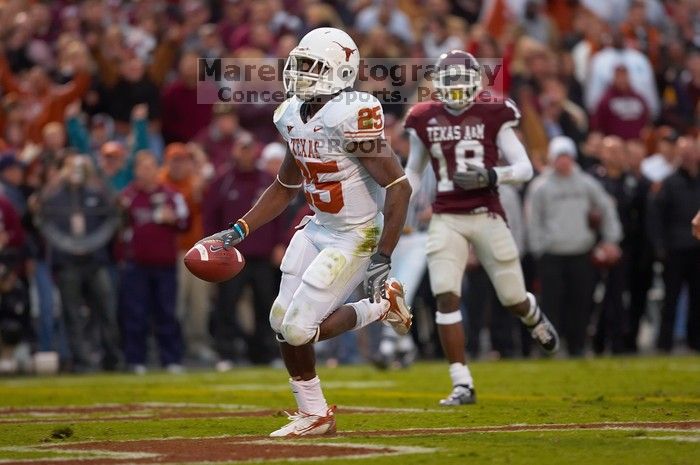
[[472, 214, 559, 354], [517, 293, 560, 353], [270, 227, 319, 337], [279, 247, 367, 346]]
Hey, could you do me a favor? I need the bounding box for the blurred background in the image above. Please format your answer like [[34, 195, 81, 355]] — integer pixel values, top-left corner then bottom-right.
[[0, 0, 698, 375]]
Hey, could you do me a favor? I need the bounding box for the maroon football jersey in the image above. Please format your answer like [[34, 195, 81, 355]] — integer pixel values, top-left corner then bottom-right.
[[404, 97, 521, 216]]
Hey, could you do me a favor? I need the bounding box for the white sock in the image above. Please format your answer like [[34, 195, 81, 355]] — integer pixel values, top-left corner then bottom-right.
[[449, 362, 473, 388], [350, 298, 389, 330], [396, 334, 415, 352], [520, 293, 541, 327], [379, 338, 395, 356], [290, 376, 328, 416]]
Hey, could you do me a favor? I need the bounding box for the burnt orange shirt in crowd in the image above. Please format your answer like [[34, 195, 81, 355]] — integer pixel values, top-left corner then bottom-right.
[[0, 56, 90, 143], [159, 170, 204, 251]]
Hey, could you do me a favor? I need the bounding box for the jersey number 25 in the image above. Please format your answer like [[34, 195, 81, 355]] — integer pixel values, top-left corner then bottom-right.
[[294, 159, 345, 213]]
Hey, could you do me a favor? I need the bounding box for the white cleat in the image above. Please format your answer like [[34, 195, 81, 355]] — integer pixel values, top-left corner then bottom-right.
[[381, 278, 413, 336], [269, 406, 337, 437]]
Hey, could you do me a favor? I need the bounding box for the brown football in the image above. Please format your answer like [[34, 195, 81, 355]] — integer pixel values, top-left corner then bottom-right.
[[184, 239, 245, 282]]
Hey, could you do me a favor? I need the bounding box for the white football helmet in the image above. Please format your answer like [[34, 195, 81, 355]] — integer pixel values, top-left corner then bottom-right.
[[283, 28, 360, 101]]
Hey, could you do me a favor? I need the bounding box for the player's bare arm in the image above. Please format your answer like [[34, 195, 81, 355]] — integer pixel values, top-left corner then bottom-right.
[[352, 139, 411, 302], [240, 150, 302, 232], [354, 141, 411, 256], [205, 149, 301, 249]]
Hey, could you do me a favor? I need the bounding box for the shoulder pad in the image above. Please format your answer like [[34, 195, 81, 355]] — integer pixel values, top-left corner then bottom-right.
[[322, 91, 382, 128], [273, 97, 297, 124]]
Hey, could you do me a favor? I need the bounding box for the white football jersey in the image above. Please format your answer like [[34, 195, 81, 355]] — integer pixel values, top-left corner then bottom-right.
[[274, 91, 386, 231]]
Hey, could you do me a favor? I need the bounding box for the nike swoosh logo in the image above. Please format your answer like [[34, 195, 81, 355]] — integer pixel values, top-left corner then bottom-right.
[[209, 245, 224, 252], [313, 126, 322, 132]]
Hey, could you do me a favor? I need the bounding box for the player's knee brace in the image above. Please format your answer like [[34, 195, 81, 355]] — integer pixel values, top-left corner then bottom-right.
[[269, 299, 288, 333], [280, 321, 316, 346]]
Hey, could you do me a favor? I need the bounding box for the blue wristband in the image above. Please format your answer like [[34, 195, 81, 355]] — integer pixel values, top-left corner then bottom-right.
[[232, 223, 246, 238]]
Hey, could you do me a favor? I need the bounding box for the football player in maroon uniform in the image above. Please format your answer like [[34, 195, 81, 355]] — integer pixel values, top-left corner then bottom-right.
[[404, 50, 560, 406]]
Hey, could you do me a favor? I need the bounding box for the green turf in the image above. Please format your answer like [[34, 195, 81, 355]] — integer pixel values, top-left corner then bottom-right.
[[0, 356, 698, 464]]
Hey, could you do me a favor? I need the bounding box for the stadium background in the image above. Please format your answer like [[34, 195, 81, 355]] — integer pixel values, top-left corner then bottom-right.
[[0, 0, 698, 375]]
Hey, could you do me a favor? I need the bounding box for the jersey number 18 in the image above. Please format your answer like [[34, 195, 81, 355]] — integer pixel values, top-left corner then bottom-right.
[[431, 140, 485, 192]]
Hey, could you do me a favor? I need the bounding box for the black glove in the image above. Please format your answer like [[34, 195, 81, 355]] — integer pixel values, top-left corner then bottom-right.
[[453, 163, 497, 191], [204, 220, 247, 250], [364, 252, 391, 303]]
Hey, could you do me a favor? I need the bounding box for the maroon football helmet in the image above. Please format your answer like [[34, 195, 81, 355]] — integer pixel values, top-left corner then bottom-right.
[[433, 50, 482, 109]]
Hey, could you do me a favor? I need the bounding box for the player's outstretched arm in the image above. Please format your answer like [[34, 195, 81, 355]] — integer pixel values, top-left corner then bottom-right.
[[241, 150, 302, 233], [204, 150, 302, 249]]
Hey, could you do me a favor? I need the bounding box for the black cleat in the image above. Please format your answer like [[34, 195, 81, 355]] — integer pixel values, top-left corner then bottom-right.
[[527, 312, 560, 353]]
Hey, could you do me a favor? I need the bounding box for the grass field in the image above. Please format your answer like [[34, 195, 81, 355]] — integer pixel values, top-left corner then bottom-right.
[[0, 356, 698, 464]]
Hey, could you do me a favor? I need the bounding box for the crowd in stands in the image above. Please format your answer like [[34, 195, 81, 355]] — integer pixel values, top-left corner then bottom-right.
[[0, 0, 698, 373]]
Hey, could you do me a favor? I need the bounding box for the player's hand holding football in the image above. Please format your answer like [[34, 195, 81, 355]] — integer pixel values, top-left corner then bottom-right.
[[204, 219, 248, 250], [453, 163, 497, 191], [364, 252, 391, 303]]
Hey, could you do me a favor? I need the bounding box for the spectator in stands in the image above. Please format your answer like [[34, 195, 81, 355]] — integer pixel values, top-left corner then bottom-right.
[[159, 143, 214, 364], [203, 133, 285, 368], [675, 49, 700, 129], [192, 104, 247, 170], [422, 16, 463, 58], [622, 139, 654, 352], [119, 151, 189, 373], [590, 136, 633, 354], [355, 0, 414, 44], [36, 155, 121, 372], [0, 154, 27, 217], [641, 127, 679, 184], [91, 105, 150, 191], [258, 142, 286, 178], [22, 157, 65, 363], [0, 251, 31, 375], [98, 52, 161, 133], [39, 123, 67, 164], [527, 136, 622, 356], [620, 0, 662, 70], [0, 43, 91, 143], [539, 77, 588, 144], [571, 11, 608, 86], [0, 195, 25, 259], [585, 31, 659, 120], [161, 52, 214, 144], [648, 136, 700, 352], [591, 65, 650, 140], [519, 0, 559, 48]]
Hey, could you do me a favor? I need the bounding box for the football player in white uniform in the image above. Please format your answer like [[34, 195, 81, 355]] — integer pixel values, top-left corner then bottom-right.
[[404, 50, 560, 406], [206, 28, 412, 436]]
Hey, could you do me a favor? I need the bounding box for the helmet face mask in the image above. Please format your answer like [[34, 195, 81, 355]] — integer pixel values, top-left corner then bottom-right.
[[433, 51, 482, 109], [283, 53, 333, 101], [283, 28, 359, 101]]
